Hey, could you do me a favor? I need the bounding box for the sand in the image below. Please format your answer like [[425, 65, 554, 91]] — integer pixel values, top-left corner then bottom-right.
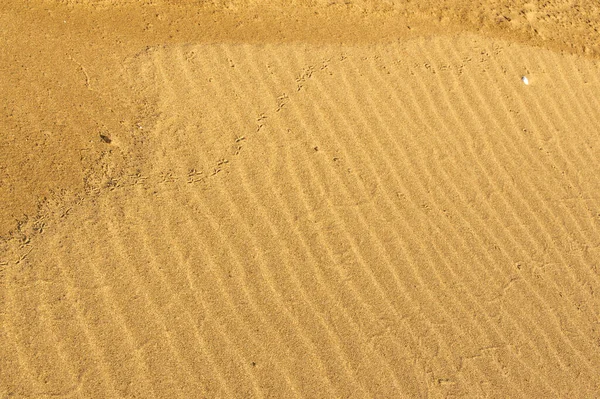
[[1, 0, 600, 397]]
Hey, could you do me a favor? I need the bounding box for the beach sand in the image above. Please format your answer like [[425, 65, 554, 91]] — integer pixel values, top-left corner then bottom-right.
[[1, 1, 600, 397]]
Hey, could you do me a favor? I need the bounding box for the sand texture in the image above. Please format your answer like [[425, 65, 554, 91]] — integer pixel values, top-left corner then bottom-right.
[[2, 1, 600, 398]]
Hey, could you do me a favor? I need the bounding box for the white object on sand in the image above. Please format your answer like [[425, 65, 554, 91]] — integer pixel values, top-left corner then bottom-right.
[[521, 76, 529, 85]]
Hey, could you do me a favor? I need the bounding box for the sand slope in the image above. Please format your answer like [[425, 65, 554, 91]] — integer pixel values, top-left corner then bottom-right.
[[2, 2, 600, 398]]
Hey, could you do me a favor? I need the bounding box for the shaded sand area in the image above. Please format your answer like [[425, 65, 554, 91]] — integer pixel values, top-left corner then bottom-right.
[[2, 1, 600, 397]]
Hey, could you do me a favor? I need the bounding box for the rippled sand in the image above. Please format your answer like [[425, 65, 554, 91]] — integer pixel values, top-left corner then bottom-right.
[[1, 1, 600, 397]]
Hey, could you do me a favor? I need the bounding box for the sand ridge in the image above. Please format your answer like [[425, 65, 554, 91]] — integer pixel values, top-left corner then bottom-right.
[[2, 1, 600, 398]]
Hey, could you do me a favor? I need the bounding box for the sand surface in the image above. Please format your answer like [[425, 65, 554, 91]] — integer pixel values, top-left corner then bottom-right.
[[2, 1, 600, 397]]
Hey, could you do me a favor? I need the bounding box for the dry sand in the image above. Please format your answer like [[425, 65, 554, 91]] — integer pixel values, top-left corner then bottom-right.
[[2, 1, 600, 397]]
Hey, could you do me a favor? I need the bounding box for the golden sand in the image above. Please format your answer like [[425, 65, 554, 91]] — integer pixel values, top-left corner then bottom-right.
[[1, 1, 600, 397]]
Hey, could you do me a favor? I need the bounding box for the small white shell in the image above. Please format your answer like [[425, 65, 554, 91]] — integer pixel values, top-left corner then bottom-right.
[[521, 76, 529, 85]]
